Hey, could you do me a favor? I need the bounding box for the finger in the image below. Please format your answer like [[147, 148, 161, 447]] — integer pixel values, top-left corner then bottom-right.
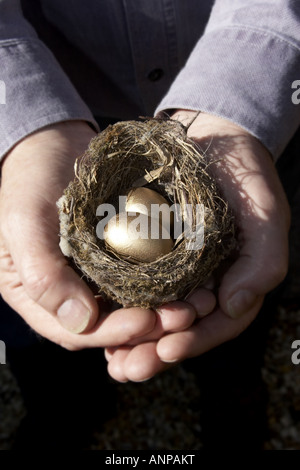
[[105, 345, 133, 364], [157, 302, 263, 363], [127, 300, 196, 346], [212, 137, 290, 319], [0, 257, 156, 349], [156, 300, 197, 331], [109, 342, 170, 382], [185, 288, 216, 317], [22, 249, 100, 334], [0, 123, 99, 334], [183, 113, 290, 319], [104, 347, 116, 362], [106, 347, 131, 383], [0, 202, 101, 333], [219, 217, 289, 319]]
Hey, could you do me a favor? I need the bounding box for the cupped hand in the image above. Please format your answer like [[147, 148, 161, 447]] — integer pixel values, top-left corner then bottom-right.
[[0, 121, 159, 350], [105, 111, 290, 382]]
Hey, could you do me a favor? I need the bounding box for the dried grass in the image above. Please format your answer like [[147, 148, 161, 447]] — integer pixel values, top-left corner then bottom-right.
[[57, 118, 235, 308]]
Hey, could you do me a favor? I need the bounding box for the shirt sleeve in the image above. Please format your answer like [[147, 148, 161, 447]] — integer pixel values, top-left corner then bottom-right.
[[0, 0, 99, 160], [155, 0, 300, 160]]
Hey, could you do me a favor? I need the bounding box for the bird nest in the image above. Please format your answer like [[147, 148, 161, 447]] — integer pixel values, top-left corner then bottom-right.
[[57, 118, 236, 308]]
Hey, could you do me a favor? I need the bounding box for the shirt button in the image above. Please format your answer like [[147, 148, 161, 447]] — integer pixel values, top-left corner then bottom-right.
[[147, 68, 164, 81]]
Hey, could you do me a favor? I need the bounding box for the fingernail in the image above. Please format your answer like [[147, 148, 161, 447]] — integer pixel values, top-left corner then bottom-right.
[[135, 376, 152, 383], [227, 290, 258, 319], [57, 298, 91, 333], [161, 358, 179, 364]]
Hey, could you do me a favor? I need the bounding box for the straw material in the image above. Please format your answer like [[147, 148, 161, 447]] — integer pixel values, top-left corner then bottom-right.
[[57, 118, 236, 308]]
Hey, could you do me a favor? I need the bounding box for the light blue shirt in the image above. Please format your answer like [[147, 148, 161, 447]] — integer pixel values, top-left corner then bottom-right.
[[0, 0, 300, 160]]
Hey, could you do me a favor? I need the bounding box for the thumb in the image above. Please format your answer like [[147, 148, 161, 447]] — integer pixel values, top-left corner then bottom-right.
[[0, 121, 100, 334], [19, 239, 99, 334], [219, 218, 289, 319], [171, 109, 291, 320], [7, 207, 100, 334]]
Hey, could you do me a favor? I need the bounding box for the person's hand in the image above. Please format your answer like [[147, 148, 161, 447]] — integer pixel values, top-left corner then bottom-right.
[[0, 121, 162, 350], [105, 111, 290, 382], [0, 120, 215, 354]]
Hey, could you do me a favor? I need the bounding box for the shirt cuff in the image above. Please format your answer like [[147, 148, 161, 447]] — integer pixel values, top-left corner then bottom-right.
[[156, 27, 300, 160], [0, 38, 99, 159]]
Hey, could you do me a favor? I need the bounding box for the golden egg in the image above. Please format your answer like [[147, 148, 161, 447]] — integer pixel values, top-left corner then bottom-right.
[[126, 187, 174, 232], [104, 212, 174, 263]]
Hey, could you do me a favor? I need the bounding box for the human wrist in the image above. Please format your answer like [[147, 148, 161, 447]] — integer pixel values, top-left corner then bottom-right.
[[1, 121, 96, 183], [170, 109, 272, 164], [171, 109, 252, 136], [1, 120, 96, 173]]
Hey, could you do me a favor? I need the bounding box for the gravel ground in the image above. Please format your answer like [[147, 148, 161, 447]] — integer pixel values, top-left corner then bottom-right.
[[0, 304, 299, 450], [0, 363, 26, 450], [262, 306, 300, 450]]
